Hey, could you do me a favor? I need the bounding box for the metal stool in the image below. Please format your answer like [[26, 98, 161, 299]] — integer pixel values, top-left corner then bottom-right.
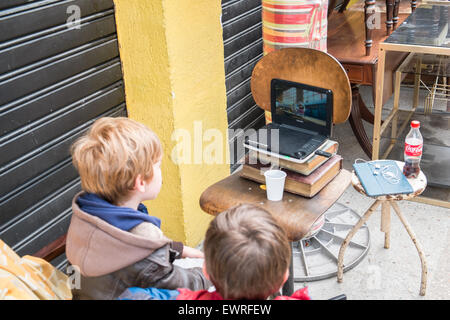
[[336, 160, 428, 296]]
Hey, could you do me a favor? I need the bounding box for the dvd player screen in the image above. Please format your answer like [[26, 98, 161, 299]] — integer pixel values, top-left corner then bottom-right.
[[274, 83, 328, 127]]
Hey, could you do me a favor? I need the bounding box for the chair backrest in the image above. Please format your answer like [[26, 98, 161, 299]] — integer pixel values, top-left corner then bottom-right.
[[250, 47, 352, 125]]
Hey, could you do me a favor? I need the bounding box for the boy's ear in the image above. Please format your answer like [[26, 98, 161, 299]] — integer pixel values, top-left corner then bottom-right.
[[282, 269, 289, 285], [270, 269, 290, 298], [202, 262, 210, 281], [278, 269, 289, 290], [134, 174, 147, 193]]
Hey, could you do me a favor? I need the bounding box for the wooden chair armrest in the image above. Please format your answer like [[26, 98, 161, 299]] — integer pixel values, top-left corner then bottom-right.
[[33, 234, 67, 262]]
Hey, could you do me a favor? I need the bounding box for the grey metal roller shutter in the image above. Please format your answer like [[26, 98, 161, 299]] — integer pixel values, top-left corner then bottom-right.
[[0, 0, 126, 268], [222, 0, 265, 172]]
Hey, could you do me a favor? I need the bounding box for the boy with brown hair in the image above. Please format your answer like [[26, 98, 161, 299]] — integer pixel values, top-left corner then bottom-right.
[[66, 117, 211, 300], [118, 204, 310, 300]]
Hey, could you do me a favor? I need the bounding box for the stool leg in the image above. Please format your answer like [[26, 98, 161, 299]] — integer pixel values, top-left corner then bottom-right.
[[390, 201, 427, 296], [381, 201, 391, 249], [338, 200, 381, 283]]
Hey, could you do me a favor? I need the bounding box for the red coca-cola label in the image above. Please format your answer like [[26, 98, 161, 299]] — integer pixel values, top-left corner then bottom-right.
[[405, 143, 423, 156]]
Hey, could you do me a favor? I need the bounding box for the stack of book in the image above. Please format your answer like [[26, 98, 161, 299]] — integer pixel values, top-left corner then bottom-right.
[[240, 139, 342, 198]]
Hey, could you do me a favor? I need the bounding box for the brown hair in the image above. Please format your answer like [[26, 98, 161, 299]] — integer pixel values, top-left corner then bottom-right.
[[71, 117, 162, 204], [203, 204, 291, 300]]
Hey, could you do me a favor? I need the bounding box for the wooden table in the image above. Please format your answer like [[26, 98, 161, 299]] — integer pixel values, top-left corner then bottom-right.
[[337, 160, 428, 295], [199, 169, 351, 295], [327, 4, 412, 158], [372, 2, 450, 209]]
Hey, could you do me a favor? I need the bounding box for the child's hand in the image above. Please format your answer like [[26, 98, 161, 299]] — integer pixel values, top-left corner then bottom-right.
[[182, 246, 204, 259]]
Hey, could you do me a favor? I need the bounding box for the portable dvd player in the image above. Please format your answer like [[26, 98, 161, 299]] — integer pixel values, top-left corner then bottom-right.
[[244, 78, 333, 162]]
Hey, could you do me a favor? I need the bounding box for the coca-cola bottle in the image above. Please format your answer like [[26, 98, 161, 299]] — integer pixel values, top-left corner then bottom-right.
[[403, 120, 423, 178]]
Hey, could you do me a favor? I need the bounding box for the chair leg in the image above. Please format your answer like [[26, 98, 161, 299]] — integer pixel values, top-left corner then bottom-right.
[[390, 201, 427, 296], [338, 0, 351, 13], [364, 0, 376, 56], [328, 0, 338, 16], [411, 0, 417, 12], [386, 0, 394, 35], [338, 200, 381, 282]]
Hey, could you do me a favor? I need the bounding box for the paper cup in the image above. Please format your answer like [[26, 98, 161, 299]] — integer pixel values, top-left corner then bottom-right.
[[264, 169, 287, 201]]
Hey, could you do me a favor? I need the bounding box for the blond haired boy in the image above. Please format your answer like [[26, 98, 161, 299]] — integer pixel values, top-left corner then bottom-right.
[[66, 117, 211, 300]]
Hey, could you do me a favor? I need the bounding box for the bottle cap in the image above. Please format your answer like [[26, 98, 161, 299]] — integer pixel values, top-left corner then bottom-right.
[[411, 120, 420, 128]]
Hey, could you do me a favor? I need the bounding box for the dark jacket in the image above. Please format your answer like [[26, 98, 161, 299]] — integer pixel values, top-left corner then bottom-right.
[[66, 193, 211, 300]]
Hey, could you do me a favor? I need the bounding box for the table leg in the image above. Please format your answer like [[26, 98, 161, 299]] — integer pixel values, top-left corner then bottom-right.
[[337, 200, 381, 282], [349, 87, 373, 158], [413, 57, 422, 112], [381, 201, 391, 249], [282, 242, 294, 296], [391, 70, 401, 144], [359, 93, 376, 124], [390, 201, 427, 296], [447, 77, 450, 112], [381, 69, 402, 159], [373, 48, 386, 160]]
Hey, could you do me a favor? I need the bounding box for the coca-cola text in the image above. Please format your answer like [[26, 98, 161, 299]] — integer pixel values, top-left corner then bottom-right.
[[404, 143, 423, 157]]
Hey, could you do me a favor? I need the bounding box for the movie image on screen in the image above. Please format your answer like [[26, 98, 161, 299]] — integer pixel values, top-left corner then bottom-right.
[[274, 84, 328, 127]]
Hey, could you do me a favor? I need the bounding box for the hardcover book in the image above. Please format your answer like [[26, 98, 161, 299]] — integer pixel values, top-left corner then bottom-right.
[[246, 140, 339, 176], [240, 154, 343, 198]]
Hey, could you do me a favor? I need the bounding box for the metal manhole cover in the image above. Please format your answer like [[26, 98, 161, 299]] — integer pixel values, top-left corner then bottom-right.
[[292, 202, 370, 282]]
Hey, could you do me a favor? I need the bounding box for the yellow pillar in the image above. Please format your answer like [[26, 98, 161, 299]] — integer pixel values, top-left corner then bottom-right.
[[113, 0, 229, 246]]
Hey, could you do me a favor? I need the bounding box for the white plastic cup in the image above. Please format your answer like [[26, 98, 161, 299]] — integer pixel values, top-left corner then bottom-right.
[[264, 169, 287, 201]]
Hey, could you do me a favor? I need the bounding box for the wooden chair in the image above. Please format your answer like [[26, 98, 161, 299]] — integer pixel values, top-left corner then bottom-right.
[[250, 47, 352, 126], [200, 48, 353, 296]]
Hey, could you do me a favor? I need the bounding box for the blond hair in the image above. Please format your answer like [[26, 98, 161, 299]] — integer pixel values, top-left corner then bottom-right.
[[71, 117, 162, 204], [203, 204, 291, 300]]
